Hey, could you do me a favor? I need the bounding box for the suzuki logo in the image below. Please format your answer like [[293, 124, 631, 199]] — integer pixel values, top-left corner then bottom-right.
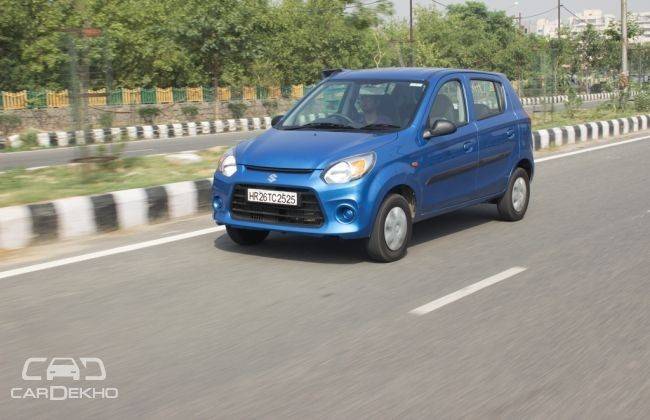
[[267, 173, 277, 183]]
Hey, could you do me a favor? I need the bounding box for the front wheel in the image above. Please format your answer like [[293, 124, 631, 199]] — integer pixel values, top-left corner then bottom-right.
[[226, 226, 269, 245], [497, 167, 530, 221], [365, 194, 412, 262]]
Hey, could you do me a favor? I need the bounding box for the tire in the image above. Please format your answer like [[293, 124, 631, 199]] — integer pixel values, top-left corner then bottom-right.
[[365, 194, 412, 262], [226, 226, 269, 245], [497, 167, 530, 221]]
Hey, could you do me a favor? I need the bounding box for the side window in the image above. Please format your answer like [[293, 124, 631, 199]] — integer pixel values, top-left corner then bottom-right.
[[470, 80, 505, 120], [429, 80, 467, 126]]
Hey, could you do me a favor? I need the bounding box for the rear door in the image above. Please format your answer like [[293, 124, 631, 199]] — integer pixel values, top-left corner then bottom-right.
[[469, 78, 517, 198]]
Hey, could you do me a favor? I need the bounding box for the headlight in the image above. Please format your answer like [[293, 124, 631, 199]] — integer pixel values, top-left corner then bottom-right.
[[323, 153, 375, 184], [217, 148, 237, 177]]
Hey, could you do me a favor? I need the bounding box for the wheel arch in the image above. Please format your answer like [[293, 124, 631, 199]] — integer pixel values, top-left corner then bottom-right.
[[384, 184, 417, 218], [515, 158, 534, 180]]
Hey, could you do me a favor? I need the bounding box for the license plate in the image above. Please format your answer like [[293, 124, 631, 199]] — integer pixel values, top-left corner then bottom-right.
[[247, 188, 298, 206]]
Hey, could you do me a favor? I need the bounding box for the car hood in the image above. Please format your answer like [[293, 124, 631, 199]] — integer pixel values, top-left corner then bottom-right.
[[236, 129, 398, 170]]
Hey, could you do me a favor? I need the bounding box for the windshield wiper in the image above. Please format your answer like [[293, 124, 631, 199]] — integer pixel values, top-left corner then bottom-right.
[[359, 123, 401, 131], [284, 122, 355, 130]]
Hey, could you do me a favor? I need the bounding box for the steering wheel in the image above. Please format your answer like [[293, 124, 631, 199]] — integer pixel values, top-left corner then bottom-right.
[[327, 113, 357, 126]]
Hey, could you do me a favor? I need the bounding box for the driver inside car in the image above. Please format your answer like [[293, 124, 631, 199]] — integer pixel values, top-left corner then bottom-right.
[[358, 95, 393, 126]]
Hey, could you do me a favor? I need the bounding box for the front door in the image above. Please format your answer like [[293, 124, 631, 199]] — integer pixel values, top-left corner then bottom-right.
[[419, 78, 478, 212]]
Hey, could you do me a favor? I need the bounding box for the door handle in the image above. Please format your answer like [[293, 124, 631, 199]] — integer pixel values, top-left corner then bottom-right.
[[463, 141, 474, 152], [506, 128, 516, 139]]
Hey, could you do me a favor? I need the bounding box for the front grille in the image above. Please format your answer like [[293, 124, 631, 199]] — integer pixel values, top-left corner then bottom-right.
[[245, 165, 313, 174], [230, 184, 324, 227]]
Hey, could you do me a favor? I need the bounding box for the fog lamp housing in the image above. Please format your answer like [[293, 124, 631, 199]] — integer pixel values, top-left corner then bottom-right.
[[336, 204, 357, 224]]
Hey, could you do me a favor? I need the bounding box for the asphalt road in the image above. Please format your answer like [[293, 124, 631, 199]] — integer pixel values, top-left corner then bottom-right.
[[0, 134, 649, 418], [0, 100, 607, 171], [0, 130, 254, 170]]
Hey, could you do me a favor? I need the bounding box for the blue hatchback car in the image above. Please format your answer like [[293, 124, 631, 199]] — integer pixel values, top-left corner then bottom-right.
[[213, 68, 533, 262]]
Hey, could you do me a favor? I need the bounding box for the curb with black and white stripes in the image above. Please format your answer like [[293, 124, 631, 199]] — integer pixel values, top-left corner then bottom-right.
[[532, 114, 649, 150], [0, 179, 213, 249], [1, 114, 649, 250], [519, 91, 636, 106], [1, 116, 273, 149]]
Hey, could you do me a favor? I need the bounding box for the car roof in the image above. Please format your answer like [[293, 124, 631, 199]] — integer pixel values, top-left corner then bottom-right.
[[329, 67, 505, 82]]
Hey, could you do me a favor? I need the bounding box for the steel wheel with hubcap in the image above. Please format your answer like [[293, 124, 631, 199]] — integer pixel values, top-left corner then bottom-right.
[[384, 207, 408, 251], [497, 167, 530, 221], [511, 177, 527, 212], [365, 194, 412, 262]]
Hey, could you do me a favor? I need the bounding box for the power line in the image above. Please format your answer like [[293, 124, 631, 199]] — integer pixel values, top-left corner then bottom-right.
[[344, 0, 385, 9], [561, 5, 588, 24], [519, 6, 558, 20]]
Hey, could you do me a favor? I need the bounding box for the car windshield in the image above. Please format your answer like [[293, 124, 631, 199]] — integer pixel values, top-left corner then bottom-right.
[[277, 80, 427, 131]]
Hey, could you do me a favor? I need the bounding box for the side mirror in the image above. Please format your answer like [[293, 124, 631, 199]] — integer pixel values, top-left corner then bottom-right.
[[271, 115, 284, 127], [423, 119, 456, 140]]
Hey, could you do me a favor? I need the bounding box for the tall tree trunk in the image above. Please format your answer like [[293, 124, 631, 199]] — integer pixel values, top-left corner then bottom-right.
[[212, 58, 220, 120]]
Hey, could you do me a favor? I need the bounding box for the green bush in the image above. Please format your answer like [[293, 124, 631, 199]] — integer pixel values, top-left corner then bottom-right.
[[137, 106, 162, 124], [0, 113, 22, 137], [181, 105, 199, 120], [261, 99, 278, 115], [19, 129, 39, 148], [634, 92, 650, 112], [98, 112, 114, 128], [563, 90, 583, 118], [227, 101, 248, 119]]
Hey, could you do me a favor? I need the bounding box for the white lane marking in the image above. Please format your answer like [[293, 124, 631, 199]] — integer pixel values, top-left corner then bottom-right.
[[124, 148, 154, 154], [0, 226, 224, 280], [535, 135, 650, 163], [2, 132, 649, 279], [409, 267, 527, 316]]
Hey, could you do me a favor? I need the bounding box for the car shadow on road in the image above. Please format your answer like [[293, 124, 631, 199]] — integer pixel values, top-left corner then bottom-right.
[[213, 232, 366, 264], [410, 204, 499, 247], [213, 204, 499, 263]]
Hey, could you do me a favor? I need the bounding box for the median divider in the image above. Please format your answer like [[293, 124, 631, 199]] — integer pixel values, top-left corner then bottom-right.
[[519, 91, 626, 106], [1, 114, 649, 250], [1, 117, 273, 149], [533, 115, 649, 150], [0, 179, 213, 249], [1, 92, 639, 150]]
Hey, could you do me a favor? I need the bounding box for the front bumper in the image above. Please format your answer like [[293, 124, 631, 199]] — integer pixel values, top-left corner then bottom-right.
[[212, 166, 376, 239]]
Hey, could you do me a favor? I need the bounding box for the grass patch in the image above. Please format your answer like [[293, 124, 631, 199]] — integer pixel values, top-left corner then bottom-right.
[[0, 148, 224, 207], [531, 107, 643, 130]]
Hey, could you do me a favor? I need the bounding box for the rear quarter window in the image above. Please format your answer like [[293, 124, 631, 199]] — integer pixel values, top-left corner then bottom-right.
[[471, 80, 506, 120]]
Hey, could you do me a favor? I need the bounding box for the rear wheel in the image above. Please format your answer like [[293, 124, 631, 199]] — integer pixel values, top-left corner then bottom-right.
[[497, 167, 530, 221], [365, 194, 412, 262], [226, 226, 269, 245]]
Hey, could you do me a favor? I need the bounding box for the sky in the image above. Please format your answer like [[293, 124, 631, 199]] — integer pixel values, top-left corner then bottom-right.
[[391, 0, 648, 22]]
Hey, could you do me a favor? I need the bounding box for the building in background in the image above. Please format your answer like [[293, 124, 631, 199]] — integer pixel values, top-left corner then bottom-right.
[[534, 9, 649, 44], [535, 18, 558, 37], [568, 9, 616, 35]]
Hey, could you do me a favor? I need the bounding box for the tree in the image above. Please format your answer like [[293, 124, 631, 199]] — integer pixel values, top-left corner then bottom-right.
[[573, 25, 606, 91]]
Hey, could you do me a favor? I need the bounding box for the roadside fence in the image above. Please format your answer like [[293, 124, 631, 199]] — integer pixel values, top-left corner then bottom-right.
[[0, 85, 310, 111]]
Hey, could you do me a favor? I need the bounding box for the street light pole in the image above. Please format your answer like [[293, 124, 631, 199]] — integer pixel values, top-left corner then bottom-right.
[[557, 0, 561, 40], [621, 0, 628, 76], [409, 0, 413, 67]]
